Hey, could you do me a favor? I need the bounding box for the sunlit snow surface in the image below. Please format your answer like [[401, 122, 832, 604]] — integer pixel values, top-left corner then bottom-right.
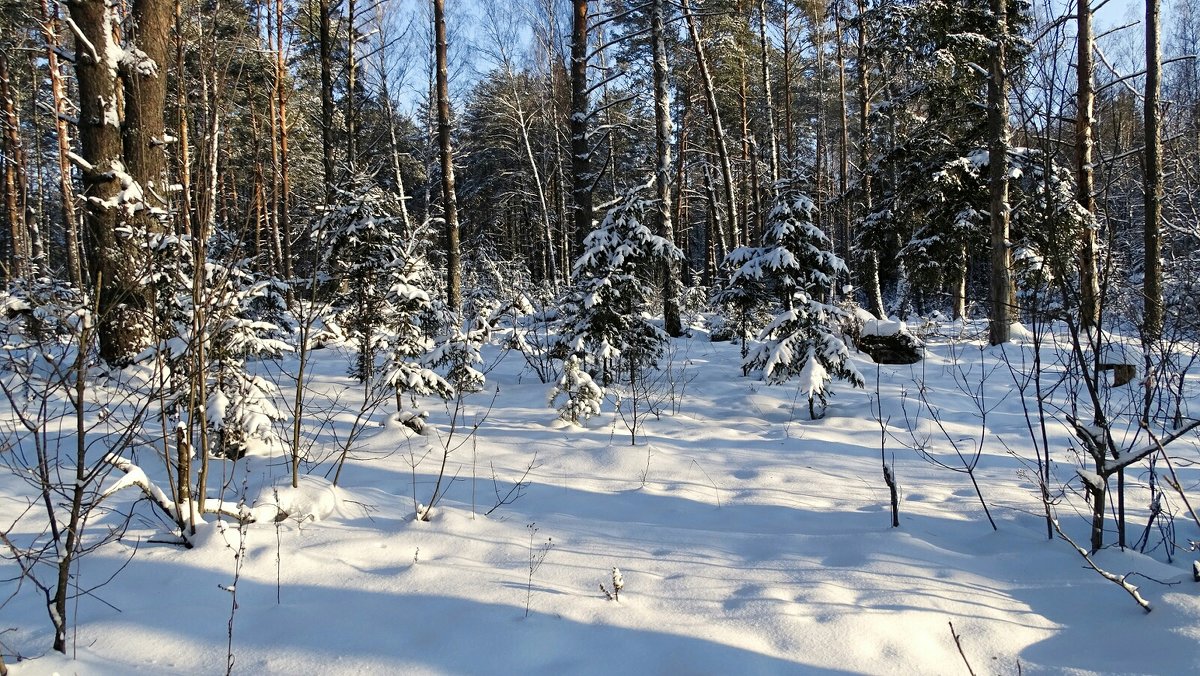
[[4, 320, 1199, 675]]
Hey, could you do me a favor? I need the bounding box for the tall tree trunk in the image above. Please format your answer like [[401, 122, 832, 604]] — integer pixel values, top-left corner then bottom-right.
[[346, 0, 358, 175], [651, 0, 682, 337], [40, 0, 83, 287], [0, 52, 27, 280], [813, 7, 827, 239], [758, 0, 780, 185], [124, 0, 172, 229], [71, 0, 149, 364], [434, 0, 461, 312], [836, 3, 851, 268], [1076, 0, 1100, 330], [782, 0, 794, 163], [987, 0, 1013, 346], [1144, 0, 1163, 340], [570, 0, 593, 250], [275, 0, 293, 280], [739, 59, 752, 245], [681, 0, 738, 259], [320, 0, 336, 202], [856, 0, 885, 319]]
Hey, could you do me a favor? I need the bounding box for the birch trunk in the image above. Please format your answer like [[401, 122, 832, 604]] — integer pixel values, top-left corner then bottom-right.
[[1076, 0, 1100, 330], [857, 0, 885, 319], [652, 0, 682, 337]]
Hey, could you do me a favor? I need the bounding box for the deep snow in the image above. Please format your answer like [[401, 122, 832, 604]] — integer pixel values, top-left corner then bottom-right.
[[3, 321, 1199, 675]]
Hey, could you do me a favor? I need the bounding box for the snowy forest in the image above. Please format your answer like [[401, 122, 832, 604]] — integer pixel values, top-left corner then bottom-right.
[[2, 0, 1200, 672]]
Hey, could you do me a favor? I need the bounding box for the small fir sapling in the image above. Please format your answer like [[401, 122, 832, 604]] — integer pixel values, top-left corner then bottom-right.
[[550, 354, 604, 424], [740, 175, 864, 417], [561, 181, 682, 387], [383, 267, 454, 412], [600, 566, 624, 601], [430, 301, 494, 394], [712, 246, 772, 357], [315, 178, 410, 384]]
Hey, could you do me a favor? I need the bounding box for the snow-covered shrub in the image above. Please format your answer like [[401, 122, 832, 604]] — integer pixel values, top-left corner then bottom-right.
[[712, 246, 773, 355], [462, 240, 534, 320], [506, 285, 565, 384], [600, 566, 624, 601], [383, 269, 453, 407], [549, 355, 603, 424], [741, 176, 864, 417], [146, 232, 291, 458], [0, 279, 90, 361], [430, 301, 494, 394], [561, 182, 682, 386]]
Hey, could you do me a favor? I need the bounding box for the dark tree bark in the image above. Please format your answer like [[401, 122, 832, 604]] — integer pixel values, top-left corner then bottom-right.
[[835, 3, 851, 269], [70, 0, 151, 363], [434, 0, 462, 311], [570, 0, 592, 250], [123, 0, 172, 228], [988, 0, 1014, 345], [320, 0, 336, 202], [1144, 0, 1163, 340]]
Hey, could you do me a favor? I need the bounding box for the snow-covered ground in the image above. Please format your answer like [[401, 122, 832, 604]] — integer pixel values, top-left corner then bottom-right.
[[4, 321, 1199, 675]]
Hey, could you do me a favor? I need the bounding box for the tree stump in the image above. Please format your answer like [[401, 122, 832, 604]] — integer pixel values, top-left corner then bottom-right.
[[856, 332, 922, 365]]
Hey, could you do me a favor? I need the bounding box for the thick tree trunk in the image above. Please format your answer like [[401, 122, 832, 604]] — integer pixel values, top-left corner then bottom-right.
[[652, 0, 682, 337], [570, 0, 593, 251], [988, 0, 1014, 345], [1076, 1, 1100, 330], [71, 0, 151, 363], [434, 0, 462, 311], [1144, 0, 1163, 340], [124, 0, 172, 228]]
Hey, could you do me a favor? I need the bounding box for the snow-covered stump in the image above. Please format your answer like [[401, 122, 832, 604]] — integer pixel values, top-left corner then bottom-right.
[[1095, 341, 1141, 388], [855, 318, 922, 365]]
